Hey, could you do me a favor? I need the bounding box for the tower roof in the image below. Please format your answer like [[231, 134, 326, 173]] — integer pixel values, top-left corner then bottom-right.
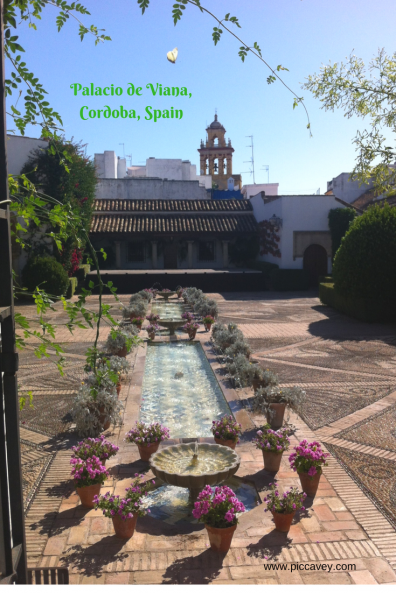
[[207, 113, 225, 130]]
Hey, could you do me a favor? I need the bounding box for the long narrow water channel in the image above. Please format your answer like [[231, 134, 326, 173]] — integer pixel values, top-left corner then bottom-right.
[[140, 342, 232, 438]]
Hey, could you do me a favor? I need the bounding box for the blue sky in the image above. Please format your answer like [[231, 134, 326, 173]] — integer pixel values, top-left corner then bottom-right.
[[7, 0, 396, 193]]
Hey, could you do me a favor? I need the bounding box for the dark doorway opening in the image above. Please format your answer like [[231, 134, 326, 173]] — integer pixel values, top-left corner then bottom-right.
[[303, 243, 328, 285], [164, 243, 178, 269]]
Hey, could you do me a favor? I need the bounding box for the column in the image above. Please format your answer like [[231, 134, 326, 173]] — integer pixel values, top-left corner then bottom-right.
[[187, 241, 194, 269], [151, 241, 158, 269], [209, 156, 215, 176], [115, 241, 121, 269], [222, 240, 229, 269]]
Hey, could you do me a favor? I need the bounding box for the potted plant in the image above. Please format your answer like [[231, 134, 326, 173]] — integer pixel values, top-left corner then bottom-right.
[[125, 421, 170, 461], [211, 415, 242, 450], [183, 321, 199, 340], [71, 435, 119, 464], [70, 455, 109, 508], [253, 425, 291, 472], [105, 327, 140, 358], [289, 440, 330, 497], [203, 315, 215, 332], [146, 313, 160, 323], [146, 323, 160, 341], [130, 316, 145, 332], [251, 385, 305, 429], [224, 338, 251, 359], [138, 289, 153, 303], [251, 367, 279, 392], [264, 483, 306, 532], [182, 311, 194, 322], [193, 297, 219, 320], [94, 474, 155, 538], [71, 370, 124, 436], [192, 485, 245, 553]]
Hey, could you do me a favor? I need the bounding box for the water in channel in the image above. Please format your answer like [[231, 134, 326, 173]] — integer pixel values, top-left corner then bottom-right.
[[140, 342, 232, 438]]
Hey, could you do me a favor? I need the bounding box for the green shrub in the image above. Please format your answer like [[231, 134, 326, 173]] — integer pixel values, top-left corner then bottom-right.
[[319, 282, 396, 322], [333, 203, 396, 300], [328, 207, 357, 259], [269, 269, 310, 291], [246, 260, 279, 277], [22, 256, 70, 297]]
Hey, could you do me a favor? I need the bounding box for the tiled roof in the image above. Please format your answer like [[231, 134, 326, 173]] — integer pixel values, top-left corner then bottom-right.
[[93, 199, 252, 213], [90, 213, 257, 235]]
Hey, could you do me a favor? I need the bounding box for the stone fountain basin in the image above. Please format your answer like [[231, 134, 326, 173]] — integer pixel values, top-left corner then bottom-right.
[[157, 291, 176, 301], [157, 318, 185, 336], [150, 443, 240, 493]]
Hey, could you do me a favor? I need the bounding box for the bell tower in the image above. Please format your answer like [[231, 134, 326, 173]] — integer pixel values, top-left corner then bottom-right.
[[198, 113, 238, 190]]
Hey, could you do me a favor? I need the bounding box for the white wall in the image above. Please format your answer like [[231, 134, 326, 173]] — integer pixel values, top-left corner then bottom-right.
[[127, 165, 146, 177], [251, 194, 346, 270], [243, 182, 279, 199], [327, 172, 374, 203], [95, 177, 209, 200], [196, 174, 212, 189], [6, 135, 48, 175]]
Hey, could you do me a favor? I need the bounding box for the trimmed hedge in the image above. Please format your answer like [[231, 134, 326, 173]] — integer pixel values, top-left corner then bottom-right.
[[319, 282, 396, 323], [66, 277, 78, 299], [269, 269, 310, 291], [22, 256, 70, 297], [333, 203, 396, 300], [247, 261, 279, 277]]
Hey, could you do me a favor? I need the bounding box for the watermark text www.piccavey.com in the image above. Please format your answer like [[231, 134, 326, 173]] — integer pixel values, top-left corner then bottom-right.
[[263, 562, 356, 572]]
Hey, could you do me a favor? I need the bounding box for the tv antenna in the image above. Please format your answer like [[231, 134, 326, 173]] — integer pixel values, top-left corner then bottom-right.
[[245, 135, 255, 184], [125, 154, 132, 167], [261, 165, 269, 183], [119, 143, 126, 159]]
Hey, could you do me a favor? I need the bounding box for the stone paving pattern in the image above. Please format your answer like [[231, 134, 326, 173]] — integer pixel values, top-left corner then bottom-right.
[[16, 292, 396, 584]]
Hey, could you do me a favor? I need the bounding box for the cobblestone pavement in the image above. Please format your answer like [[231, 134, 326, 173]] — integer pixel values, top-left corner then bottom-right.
[[16, 293, 396, 584]]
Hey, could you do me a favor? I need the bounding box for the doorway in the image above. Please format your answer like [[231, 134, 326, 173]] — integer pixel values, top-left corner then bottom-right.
[[164, 243, 178, 269], [303, 244, 328, 285]]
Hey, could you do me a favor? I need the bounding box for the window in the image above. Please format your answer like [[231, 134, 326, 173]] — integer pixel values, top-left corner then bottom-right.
[[128, 242, 145, 262], [199, 241, 215, 262]]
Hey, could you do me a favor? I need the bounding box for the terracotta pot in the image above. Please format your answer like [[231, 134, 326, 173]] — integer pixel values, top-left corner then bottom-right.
[[137, 442, 160, 461], [205, 523, 237, 553], [112, 513, 138, 539], [115, 346, 127, 358], [214, 437, 237, 450], [188, 330, 197, 340], [98, 406, 111, 431], [204, 323, 212, 332], [116, 382, 121, 396], [271, 510, 295, 532], [148, 332, 156, 340], [76, 483, 101, 508], [298, 470, 322, 498], [263, 450, 283, 472], [266, 403, 286, 429]]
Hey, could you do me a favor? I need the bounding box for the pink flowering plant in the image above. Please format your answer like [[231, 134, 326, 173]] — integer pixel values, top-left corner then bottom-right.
[[289, 439, 330, 478], [183, 321, 199, 332], [71, 435, 119, 462], [146, 323, 160, 335], [211, 415, 242, 443], [161, 288, 172, 293], [93, 474, 155, 521], [146, 313, 160, 323], [130, 317, 145, 326], [264, 483, 306, 514], [182, 311, 194, 321], [125, 421, 170, 446], [203, 315, 215, 325], [70, 455, 109, 488], [253, 424, 291, 453], [192, 485, 245, 527]]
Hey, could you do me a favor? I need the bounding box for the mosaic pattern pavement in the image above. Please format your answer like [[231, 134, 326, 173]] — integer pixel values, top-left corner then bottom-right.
[[21, 440, 54, 513], [141, 477, 259, 524], [327, 445, 396, 528], [335, 405, 396, 452]]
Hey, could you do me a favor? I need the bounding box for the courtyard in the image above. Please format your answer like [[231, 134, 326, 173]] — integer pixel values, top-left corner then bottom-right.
[[17, 291, 396, 585]]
